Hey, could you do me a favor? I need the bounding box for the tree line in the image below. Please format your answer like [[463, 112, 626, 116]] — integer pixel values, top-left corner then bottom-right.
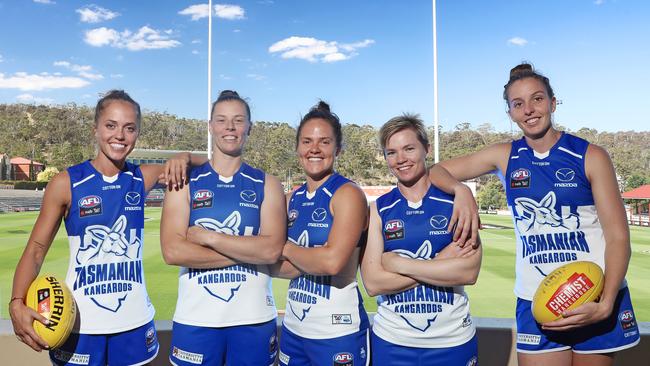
[[1, 103, 648, 208]]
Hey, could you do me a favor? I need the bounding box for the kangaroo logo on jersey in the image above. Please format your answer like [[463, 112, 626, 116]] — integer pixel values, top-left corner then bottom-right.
[[125, 191, 141, 205], [74, 215, 143, 312], [514, 192, 579, 233], [510, 168, 531, 189], [385, 240, 454, 332], [384, 219, 404, 241], [287, 230, 331, 321], [190, 212, 259, 302], [192, 189, 214, 209], [392, 240, 432, 260], [79, 195, 102, 217], [514, 191, 591, 268]]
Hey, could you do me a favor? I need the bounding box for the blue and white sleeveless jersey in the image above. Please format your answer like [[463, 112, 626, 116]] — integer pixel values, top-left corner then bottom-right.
[[283, 173, 369, 339], [173, 162, 276, 327], [64, 160, 153, 334], [373, 185, 475, 348], [505, 133, 610, 300]]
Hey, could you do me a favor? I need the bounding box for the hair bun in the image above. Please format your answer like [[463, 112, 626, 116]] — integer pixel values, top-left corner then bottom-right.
[[218, 90, 240, 100], [314, 100, 331, 113], [510, 63, 534, 78]]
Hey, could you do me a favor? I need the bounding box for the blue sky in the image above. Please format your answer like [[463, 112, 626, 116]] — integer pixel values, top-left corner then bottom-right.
[[0, 0, 648, 132]]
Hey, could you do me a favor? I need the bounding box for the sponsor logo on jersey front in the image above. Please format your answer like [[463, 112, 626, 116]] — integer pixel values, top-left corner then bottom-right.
[[308, 207, 329, 228], [79, 195, 102, 217], [239, 189, 259, 208], [429, 215, 449, 235], [192, 189, 213, 209], [73, 215, 144, 312], [513, 191, 590, 268], [510, 168, 531, 189], [554, 168, 578, 188], [384, 219, 404, 241], [124, 192, 142, 211]]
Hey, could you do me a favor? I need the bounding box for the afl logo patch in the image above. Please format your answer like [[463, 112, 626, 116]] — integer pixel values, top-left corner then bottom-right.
[[288, 209, 299, 228], [555, 168, 575, 182], [312, 208, 327, 222], [192, 189, 213, 209], [429, 215, 448, 230], [384, 219, 404, 241], [510, 168, 531, 189], [240, 190, 257, 202], [333, 352, 353, 366], [78, 195, 102, 217], [145, 326, 156, 347], [125, 191, 141, 205], [619, 310, 636, 330]]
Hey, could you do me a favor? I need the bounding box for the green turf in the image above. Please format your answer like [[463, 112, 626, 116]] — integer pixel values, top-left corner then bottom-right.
[[2, 210, 648, 321]]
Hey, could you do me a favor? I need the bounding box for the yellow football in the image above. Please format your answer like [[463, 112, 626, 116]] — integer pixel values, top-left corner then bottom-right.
[[25, 275, 77, 349], [532, 261, 604, 324]]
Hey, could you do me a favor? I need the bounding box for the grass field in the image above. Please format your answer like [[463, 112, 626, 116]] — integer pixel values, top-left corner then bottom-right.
[[2, 209, 649, 321]]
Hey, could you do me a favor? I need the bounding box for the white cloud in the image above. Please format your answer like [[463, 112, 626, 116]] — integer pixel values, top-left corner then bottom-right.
[[246, 73, 266, 81], [53, 60, 104, 80], [16, 93, 54, 104], [76, 5, 119, 23], [215, 4, 245, 19], [507, 37, 528, 46], [84, 26, 181, 51], [191, 39, 202, 44], [179, 4, 245, 21], [219, 74, 232, 80], [110, 73, 124, 79], [192, 50, 199, 55], [594, 0, 605, 5], [269, 36, 375, 63], [0, 72, 90, 91], [33, 0, 55, 4], [233, 29, 241, 33]]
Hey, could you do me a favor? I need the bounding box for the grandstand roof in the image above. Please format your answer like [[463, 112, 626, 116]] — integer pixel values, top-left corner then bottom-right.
[[622, 185, 650, 200], [10, 157, 43, 165]]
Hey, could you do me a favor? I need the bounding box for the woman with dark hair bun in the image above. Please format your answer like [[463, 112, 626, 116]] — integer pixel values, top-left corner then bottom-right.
[[272, 101, 479, 366], [432, 63, 640, 365], [10, 90, 193, 365], [161, 90, 286, 365]]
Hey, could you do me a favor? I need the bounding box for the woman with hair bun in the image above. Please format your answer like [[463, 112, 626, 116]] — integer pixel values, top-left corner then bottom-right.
[[433, 63, 640, 365], [10, 90, 193, 365], [161, 90, 287, 365], [273, 101, 479, 366]]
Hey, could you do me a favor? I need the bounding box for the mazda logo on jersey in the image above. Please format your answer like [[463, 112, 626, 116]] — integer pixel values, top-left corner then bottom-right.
[[311, 208, 327, 222], [555, 168, 575, 182], [125, 191, 141, 205], [240, 190, 257, 202], [429, 215, 448, 230]]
